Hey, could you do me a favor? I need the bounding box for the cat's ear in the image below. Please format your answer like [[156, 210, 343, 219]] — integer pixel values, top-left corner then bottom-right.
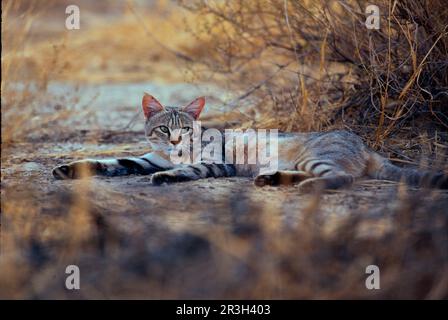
[[142, 93, 164, 119], [182, 97, 205, 120]]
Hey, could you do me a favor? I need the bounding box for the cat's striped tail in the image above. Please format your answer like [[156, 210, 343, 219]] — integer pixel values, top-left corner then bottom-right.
[[367, 153, 448, 189]]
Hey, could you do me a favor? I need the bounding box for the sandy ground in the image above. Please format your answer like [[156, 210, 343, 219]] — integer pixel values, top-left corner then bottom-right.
[[3, 117, 447, 240], [2, 137, 411, 231]]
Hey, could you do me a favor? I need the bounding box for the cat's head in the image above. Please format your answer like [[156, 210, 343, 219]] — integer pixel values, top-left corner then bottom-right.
[[142, 93, 205, 152]]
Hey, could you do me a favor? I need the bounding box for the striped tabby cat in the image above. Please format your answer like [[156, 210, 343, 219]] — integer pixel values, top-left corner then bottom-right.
[[52, 94, 448, 192]]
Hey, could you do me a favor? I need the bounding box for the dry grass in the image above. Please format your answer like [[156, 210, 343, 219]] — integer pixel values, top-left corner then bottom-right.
[[1, 0, 448, 299], [180, 0, 448, 156]]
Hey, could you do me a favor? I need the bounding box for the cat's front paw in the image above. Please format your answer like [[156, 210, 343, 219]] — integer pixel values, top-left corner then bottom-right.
[[52, 164, 74, 180], [150, 171, 185, 185], [254, 172, 280, 186], [52, 161, 100, 179]]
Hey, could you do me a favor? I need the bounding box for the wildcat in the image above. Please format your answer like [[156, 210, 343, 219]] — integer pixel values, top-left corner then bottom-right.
[[52, 93, 448, 192]]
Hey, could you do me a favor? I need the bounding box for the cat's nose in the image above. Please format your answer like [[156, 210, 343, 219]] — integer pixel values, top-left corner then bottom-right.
[[171, 139, 181, 146]]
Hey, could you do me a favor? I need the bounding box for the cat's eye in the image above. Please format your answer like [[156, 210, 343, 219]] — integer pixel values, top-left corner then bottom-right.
[[159, 126, 169, 134], [181, 127, 191, 133]]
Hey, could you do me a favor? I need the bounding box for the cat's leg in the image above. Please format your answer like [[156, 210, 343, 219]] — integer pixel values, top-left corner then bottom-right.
[[254, 170, 312, 186], [294, 157, 355, 192], [297, 173, 354, 193], [52, 153, 172, 179], [150, 163, 236, 185]]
